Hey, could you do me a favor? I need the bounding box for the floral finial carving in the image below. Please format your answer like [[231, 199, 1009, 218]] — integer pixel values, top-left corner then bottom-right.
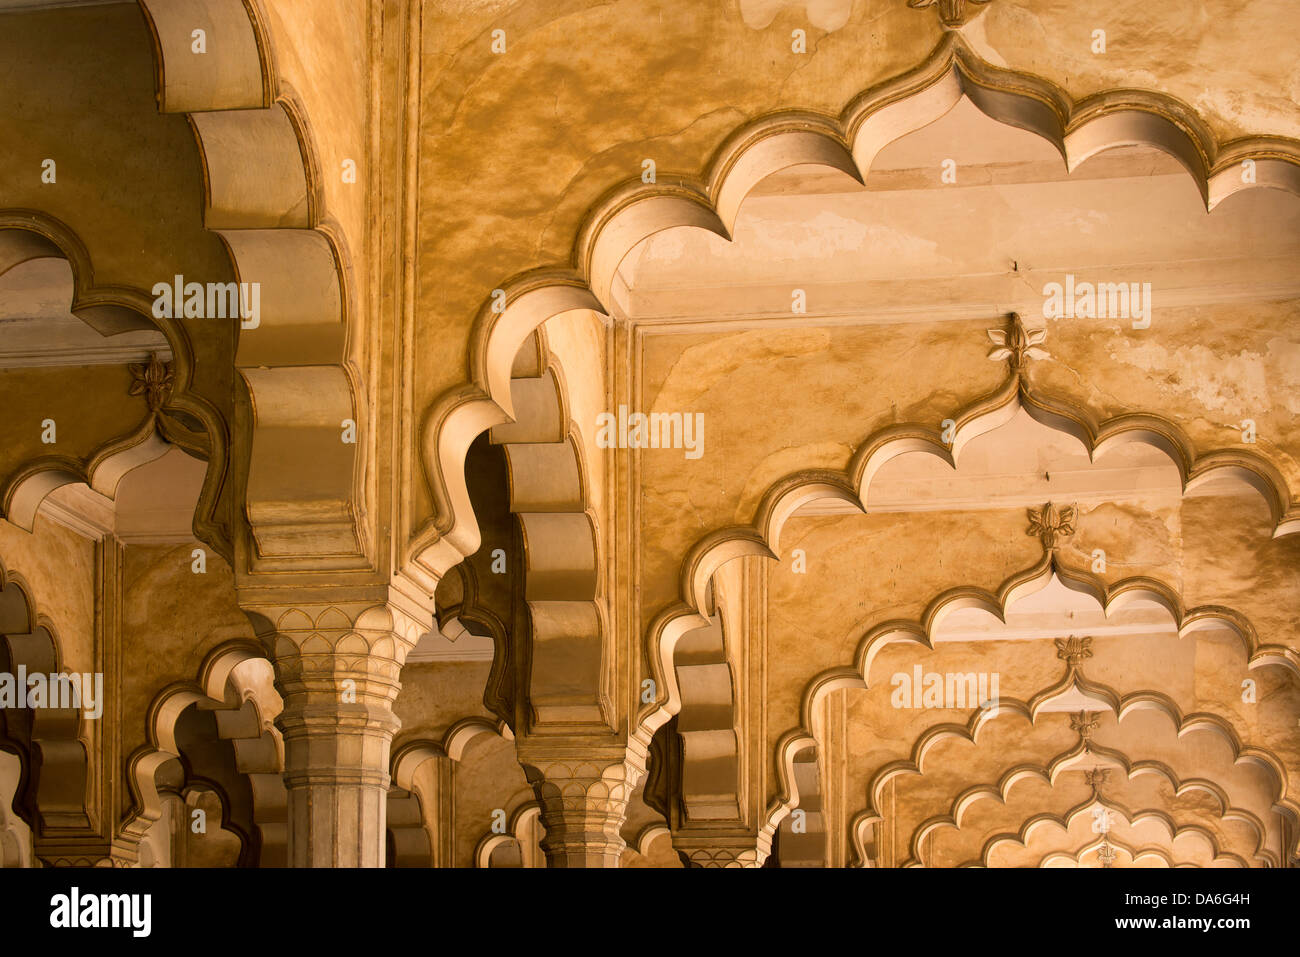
[[1097, 835, 1118, 868], [907, 0, 993, 29], [987, 312, 1048, 375], [1070, 709, 1101, 742], [1056, 636, 1093, 665], [128, 353, 174, 414], [1027, 501, 1076, 550], [1084, 767, 1110, 793]]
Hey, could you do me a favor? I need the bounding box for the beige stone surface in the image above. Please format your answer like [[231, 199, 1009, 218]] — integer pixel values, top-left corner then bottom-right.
[[0, 0, 1296, 870]]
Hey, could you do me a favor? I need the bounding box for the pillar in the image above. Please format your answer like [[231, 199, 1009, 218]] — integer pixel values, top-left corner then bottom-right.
[[518, 745, 642, 868], [245, 600, 420, 867]]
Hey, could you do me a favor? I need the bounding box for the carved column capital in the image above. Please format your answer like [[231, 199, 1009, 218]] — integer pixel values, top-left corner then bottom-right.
[[517, 744, 643, 868], [246, 600, 422, 756], [241, 598, 424, 867], [673, 830, 772, 868], [35, 841, 133, 868], [245, 600, 424, 660]]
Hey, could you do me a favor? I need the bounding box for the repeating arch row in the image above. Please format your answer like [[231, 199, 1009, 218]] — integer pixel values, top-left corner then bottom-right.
[[903, 754, 1274, 868], [971, 803, 1252, 869], [407, 33, 1300, 591], [0, 556, 91, 849], [839, 666, 1298, 865], [756, 547, 1299, 864], [641, 390, 1300, 809]]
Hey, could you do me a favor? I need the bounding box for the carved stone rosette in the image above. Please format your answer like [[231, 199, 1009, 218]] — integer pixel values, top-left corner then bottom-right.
[[244, 601, 422, 867]]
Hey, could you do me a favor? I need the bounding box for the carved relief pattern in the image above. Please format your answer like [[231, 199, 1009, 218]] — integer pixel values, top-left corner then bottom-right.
[[680, 846, 765, 868], [520, 756, 643, 867], [1028, 502, 1077, 551], [907, 0, 993, 29], [3, 2, 1298, 875], [1085, 768, 1111, 794], [1055, 635, 1093, 666], [987, 312, 1048, 374], [127, 353, 174, 414], [1070, 710, 1101, 743], [38, 855, 126, 868]]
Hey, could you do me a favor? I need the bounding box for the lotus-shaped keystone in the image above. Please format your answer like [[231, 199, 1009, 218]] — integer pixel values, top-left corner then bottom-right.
[[128, 353, 174, 414], [987, 313, 1049, 372]]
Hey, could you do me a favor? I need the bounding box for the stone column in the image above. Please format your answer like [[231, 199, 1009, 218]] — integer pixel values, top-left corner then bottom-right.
[[518, 745, 642, 868], [245, 601, 420, 867]]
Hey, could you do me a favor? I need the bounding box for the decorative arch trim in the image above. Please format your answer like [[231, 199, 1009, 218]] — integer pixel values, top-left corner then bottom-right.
[[121, 638, 285, 865], [0, 212, 229, 554], [407, 33, 1300, 589], [137, 0, 367, 573]]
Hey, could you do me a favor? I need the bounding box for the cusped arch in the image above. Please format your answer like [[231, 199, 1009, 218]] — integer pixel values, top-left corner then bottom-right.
[[902, 750, 1274, 868], [0, 214, 155, 336], [137, 0, 364, 569], [388, 716, 515, 868], [640, 382, 1300, 786], [0, 212, 229, 553], [487, 332, 610, 732], [761, 557, 1299, 863], [0, 558, 92, 846], [974, 803, 1250, 870], [841, 669, 1298, 866], [407, 33, 1300, 588], [1039, 838, 1178, 868], [473, 803, 543, 869], [122, 639, 286, 866]]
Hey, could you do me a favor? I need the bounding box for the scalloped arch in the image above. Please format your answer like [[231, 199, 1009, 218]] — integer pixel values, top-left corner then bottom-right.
[[121, 639, 286, 866], [642, 525, 1297, 870], [839, 672, 1298, 866], [497, 341, 609, 732], [1038, 838, 1180, 868], [137, 0, 365, 569], [0, 555, 91, 843], [639, 379, 1300, 816], [752, 556, 1299, 864], [902, 752, 1273, 868], [0, 212, 229, 554], [407, 34, 1300, 588], [388, 716, 515, 867], [974, 803, 1250, 870], [473, 803, 542, 868]]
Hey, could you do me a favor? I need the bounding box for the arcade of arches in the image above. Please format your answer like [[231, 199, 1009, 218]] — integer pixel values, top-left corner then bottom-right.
[[0, 0, 1297, 869]]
